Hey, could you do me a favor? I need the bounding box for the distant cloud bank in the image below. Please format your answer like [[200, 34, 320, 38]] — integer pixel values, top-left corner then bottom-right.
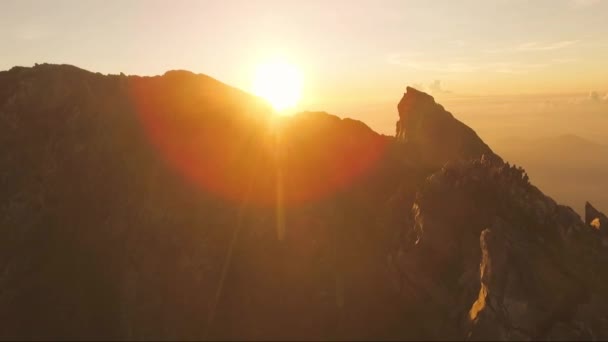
[[588, 91, 608, 103]]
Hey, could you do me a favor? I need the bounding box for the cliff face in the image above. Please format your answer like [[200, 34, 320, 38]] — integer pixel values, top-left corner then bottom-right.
[[0, 64, 606, 340]]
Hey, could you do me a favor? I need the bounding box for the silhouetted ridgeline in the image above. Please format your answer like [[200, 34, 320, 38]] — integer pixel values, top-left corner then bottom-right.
[[1, 64, 607, 340]]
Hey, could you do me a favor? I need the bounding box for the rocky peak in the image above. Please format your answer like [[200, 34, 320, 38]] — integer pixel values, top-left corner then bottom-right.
[[395, 87, 494, 168], [585, 202, 608, 231], [396, 86, 437, 122], [395, 87, 437, 141]]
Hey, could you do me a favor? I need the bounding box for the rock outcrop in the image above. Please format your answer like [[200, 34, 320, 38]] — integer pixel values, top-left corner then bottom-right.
[[396, 86, 494, 168], [393, 155, 608, 340]]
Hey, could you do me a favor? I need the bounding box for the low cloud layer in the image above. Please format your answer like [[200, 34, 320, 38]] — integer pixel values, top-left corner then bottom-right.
[[588, 91, 608, 103], [565, 91, 608, 105]]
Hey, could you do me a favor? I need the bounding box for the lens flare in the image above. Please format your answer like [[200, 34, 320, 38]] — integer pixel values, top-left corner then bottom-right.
[[128, 74, 387, 209]]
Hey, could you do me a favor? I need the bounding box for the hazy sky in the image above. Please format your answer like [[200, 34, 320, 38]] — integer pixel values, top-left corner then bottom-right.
[[2, 0, 608, 112]]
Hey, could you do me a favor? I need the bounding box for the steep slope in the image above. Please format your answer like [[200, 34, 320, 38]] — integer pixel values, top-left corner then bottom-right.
[[0, 64, 606, 341]]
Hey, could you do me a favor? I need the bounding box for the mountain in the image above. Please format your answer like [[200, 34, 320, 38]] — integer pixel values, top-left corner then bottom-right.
[[1, 64, 607, 340]]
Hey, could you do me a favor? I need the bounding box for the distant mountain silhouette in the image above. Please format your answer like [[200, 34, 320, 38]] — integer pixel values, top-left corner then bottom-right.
[[1, 64, 607, 340]]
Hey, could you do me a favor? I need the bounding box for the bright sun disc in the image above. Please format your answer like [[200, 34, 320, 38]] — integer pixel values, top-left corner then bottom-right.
[[253, 60, 302, 113]]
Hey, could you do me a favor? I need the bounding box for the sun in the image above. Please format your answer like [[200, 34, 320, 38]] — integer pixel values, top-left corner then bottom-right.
[[252, 59, 303, 113]]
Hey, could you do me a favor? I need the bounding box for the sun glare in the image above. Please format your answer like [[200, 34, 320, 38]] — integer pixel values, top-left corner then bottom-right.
[[252, 59, 302, 113]]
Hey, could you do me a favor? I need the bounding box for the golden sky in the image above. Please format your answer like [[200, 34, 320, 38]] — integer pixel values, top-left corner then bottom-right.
[[2, 0, 607, 124]]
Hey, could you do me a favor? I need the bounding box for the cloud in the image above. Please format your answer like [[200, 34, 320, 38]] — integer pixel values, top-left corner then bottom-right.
[[571, 0, 602, 7], [428, 80, 452, 94], [388, 42, 578, 74], [12, 25, 52, 41], [588, 91, 608, 103], [411, 83, 425, 91], [386, 52, 422, 66], [484, 40, 579, 54], [393, 61, 482, 73], [452, 40, 467, 48], [589, 91, 602, 102], [569, 91, 608, 105], [517, 40, 579, 51], [428, 80, 443, 93], [388, 58, 570, 74], [409, 80, 452, 95]]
